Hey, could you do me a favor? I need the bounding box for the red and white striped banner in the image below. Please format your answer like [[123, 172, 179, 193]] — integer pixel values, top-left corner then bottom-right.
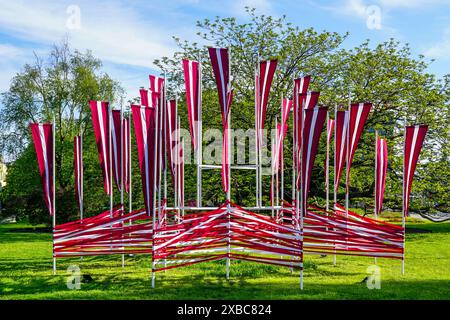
[[208, 47, 233, 193], [208, 47, 230, 127], [182, 59, 200, 150], [74, 135, 83, 210], [327, 118, 335, 143], [255, 60, 277, 154], [403, 125, 428, 216], [273, 98, 292, 172], [299, 107, 328, 213], [346, 102, 372, 190], [296, 92, 320, 158], [149, 75, 165, 96], [334, 110, 348, 192], [90, 101, 111, 195], [293, 76, 311, 168], [123, 118, 131, 194], [221, 90, 234, 193], [166, 100, 177, 181], [111, 110, 122, 191], [375, 137, 388, 216], [30, 123, 54, 215], [257, 60, 277, 129], [131, 104, 156, 215], [325, 117, 335, 193]]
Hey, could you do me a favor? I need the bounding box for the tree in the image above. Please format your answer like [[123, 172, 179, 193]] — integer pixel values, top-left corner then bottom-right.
[[0, 40, 126, 224], [155, 8, 450, 212]]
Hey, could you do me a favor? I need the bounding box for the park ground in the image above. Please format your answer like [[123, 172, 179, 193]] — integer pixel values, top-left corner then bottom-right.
[[0, 215, 449, 300]]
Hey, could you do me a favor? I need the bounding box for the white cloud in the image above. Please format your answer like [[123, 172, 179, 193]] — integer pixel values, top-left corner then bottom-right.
[[0, 1, 176, 68], [423, 27, 450, 59], [379, 0, 450, 9], [0, 44, 23, 59]]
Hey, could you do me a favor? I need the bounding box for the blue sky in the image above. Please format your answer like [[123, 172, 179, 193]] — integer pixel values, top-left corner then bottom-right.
[[0, 0, 449, 100]]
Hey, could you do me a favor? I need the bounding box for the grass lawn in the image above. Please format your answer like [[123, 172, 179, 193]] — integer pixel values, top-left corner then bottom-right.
[[0, 219, 449, 300]]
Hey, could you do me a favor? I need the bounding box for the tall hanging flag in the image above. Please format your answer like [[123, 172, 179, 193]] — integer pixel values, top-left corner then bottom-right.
[[208, 47, 233, 193], [74, 135, 83, 209], [149, 75, 165, 96], [221, 90, 234, 193], [325, 118, 335, 196], [327, 119, 335, 143], [30, 123, 54, 215], [295, 91, 320, 164], [346, 102, 372, 190], [299, 92, 320, 110], [334, 110, 348, 192], [375, 137, 388, 216], [111, 110, 122, 191], [131, 104, 156, 215], [122, 117, 131, 194], [90, 101, 111, 195], [299, 107, 328, 214], [166, 99, 177, 181], [403, 125, 428, 216], [140, 88, 150, 107], [256, 60, 278, 153], [182, 59, 200, 150], [273, 98, 292, 172], [293, 76, 311, 167]]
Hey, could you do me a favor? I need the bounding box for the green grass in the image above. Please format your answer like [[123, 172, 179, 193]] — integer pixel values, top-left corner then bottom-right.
[[0, 220, 449, 300]]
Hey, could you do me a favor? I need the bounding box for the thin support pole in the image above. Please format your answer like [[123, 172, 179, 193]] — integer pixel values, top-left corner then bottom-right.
[[402, 124, 406, 275], [120, 106, 125, 267], [152, 96, 160, 289], [197, 60, 203, 208], [325, 112, 330, 213], [374, 130, 378, 265], [333, 107, 337, 266]]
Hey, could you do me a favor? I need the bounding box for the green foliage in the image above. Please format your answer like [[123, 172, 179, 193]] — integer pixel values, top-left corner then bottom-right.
[[0, 40, 126, 224], [155, 8, 450, 212]]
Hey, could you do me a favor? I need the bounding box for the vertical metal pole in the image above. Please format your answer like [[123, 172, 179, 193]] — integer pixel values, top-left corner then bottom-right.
[[325, 112, 330, 213], [197, 60, 203, 208], [255, 67, 259, 208], [109, 106, 113, 257], [258, 61, 262, 207], [345, 97, 350, 218], [120, 106, 125, 267], [52, 116, 56, 275], [129, 112, 132, 215], [163, 72, 168, 207], [226, 47, 231, 280], [152, 95, 159, 288], [80, 129, 84, 222], [280, 96, 284, 205], [374, 130, 378, 219], [374, 130, 378, 265], [333, 107, 337, 266], [402, 125, 406, 275]]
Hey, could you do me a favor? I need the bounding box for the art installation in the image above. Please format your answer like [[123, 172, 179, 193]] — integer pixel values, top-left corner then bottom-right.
[[29, 47, 429, 289]]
